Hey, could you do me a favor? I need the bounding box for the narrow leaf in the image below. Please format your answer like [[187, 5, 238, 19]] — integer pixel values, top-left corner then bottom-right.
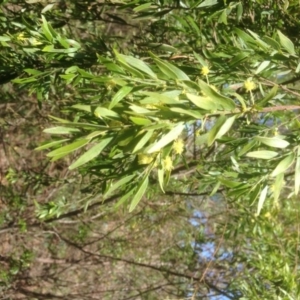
[[186, 93, 217, 111], [271, 153, 295, 177], [109, 86, 133, 109], [35, 139, 70, 151], [47, 139, 89, 157], [41, 15, 53, 41], [273, 173, 284, 202], [208, 116, 235, 146], [105, 175, 136, 198], [295, 147, 300, 195], [69, 137, 113, 170], [118, 53, 157, 79], [207, 116, 226, 146], [257, 185, 268, 216], [133, 130, 154, 153], [114, 188, 135, 209], [147, 123, 185, 153], [198, 80, 235, 110], [129, 176, 149, 212], [94, 107, 119, 119], [246, 150, 278, 159], [43, 127, 80, 135], [215, 115, 236, 140], [150, 53, 190, 80], [158, 168, 165, 193], [130, 117, 152, 126], [277, 30, 295, 55], [255, 136, 289, 149], [170, 107, 203, 119], [257, 85, 278, 106], [255, 60, 270, 74]]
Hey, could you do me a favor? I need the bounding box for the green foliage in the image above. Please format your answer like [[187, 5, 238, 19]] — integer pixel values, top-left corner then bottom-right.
[[2, 0, 300, 299]]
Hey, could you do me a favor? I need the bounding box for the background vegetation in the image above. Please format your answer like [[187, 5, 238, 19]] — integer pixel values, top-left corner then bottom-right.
[[1, 0, 300, 299]]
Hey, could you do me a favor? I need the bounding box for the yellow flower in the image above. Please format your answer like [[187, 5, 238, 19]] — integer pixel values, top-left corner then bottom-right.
[[162, 156, 173, 171], [138, 154, 153, 165], [264, 212, 271, 220], [244, 79, 256, 92], [173, 138, 184, 155], [17, 32, 26, 41], [30, 37, 42, 45], [201, 66, 210, 76]]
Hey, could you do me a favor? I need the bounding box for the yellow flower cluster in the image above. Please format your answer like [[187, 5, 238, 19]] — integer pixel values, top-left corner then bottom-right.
[[162, 156, 173, 171], [138, 154, 153, 165], [244, 79, 256, 92], [16, 32, 42, 45], [173, 138, 184, 155], [201, 66, 210, 76], [17, 33, 26, 41]]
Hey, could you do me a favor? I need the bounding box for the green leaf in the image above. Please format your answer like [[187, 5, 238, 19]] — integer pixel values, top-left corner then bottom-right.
[[207, 115, 236, 146], [218, 178, 242, 188], [130, 117, 152, 126], [150, 53, 190, 80], [47, 139, 89, 158], [236, 2, 243, 22], [218, 9, 228, 25], [114, 188, 135, 209], [256, 185, 268, 216], [170, 107, 203, 119], [186, 93, 217, 111], [196, 0, 218, 8], [234, 27, 256, 44], [238, 139, 257, 156], [24, 69, 42, 75], [114, 50, 145, 78], [255, 60, 270, 74], [129, 104, 152, 114], [273, 173, 284, 202], [197, 80, 235, 110], [129, 176, 149, 212], [41, 3, 55, 13], [94, 107, 119, 119], [246, 150, 278, 159], [72, 104, 92, 113], [43, 127, 80, 135], [41, 15, 53, 42], [117, 53, 157, 79], [157, 167, 165, 193], [109, 86, 133, 109], [271, 153, 295, 177], [214, 115, 236, 140], [0, 35, 11, 42], [295, 147, 300, 195], [277, 30, 295, 55], [147, 123, 185, 153], [193, 51, 207, 66], [229, 52, 250, 67], [263, 36, 281, 51], [133, 130, 154, 153], [257, 85, 278, 106], [105, 174, 136, 198], [69, 137, 113, 170], [13, 77, 37, 83], [247, 29, 269, 50], [35, 139, 70, 150], [140, 92, 180, 105], [255, 136, 289, 149], [133, 3, 152, 12], [60, 74, 77, 81]]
